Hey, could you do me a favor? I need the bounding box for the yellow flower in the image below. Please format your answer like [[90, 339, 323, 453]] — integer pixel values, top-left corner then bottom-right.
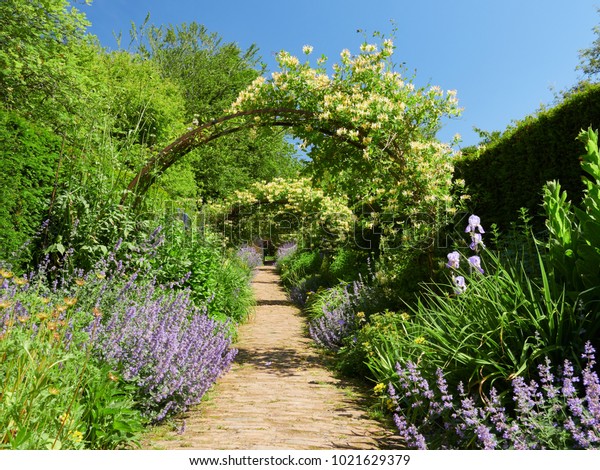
[[13, 277, 28, 286], [75, 278, 85, 286], [373, 383, 386, 395], [0, 300, 12, 309], [400, 312, 410, 321], [95, 272, 106, 280], [414, 336, 426, 345], [17, 316, 29, 324], [48, 387, 60, 395], [386, 399, 396, 411], [0, 269, 13, 279], [58, 413, 70, 425], [40, 297, 50, 304], [92, 307, 102, 318], [108, 372, 119, 382], [69, 430, 84, 443], [37, 312, 49, 321], [63, 297, 77, 307]]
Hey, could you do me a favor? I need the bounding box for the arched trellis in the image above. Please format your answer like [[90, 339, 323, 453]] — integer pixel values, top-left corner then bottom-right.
[[121, 107, 375, 206]]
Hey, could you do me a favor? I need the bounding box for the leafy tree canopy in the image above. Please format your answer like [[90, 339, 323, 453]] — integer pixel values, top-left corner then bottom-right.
[[0, 0, 98, 134]]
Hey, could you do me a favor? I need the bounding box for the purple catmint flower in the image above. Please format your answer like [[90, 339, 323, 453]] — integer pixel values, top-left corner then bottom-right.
[[275, 241, 297, 265], [91, 283, 236, 423], [446, 251, 460, 269], [475, 424, 497, 449], [465, 214, 485, 234], [236, 244, 263, 269], [468, 256, 484, 274], [435, 368, 454, 410], [393, 413, 427, 449], [390, 350, 600, 450], [309, 279, 371, 351], [538, 357, 559, 400]]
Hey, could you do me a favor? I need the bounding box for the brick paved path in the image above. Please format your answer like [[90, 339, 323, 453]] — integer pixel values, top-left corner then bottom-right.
[[145, 264, 400, 450]]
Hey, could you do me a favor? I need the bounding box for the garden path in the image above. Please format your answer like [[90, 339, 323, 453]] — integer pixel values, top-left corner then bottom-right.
[[144, 264, 401, 450]]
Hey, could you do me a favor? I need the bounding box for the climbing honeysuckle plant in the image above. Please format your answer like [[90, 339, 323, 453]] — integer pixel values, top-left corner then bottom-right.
[[228, 35, 462, 249], [207, 177, 355, 249], [124, 33, 463, 253]]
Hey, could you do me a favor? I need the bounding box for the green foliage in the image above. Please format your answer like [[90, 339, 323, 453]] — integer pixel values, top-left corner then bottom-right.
[[41, 178, 150, 272], [279, 249, 324, 288], [455, 84, 600, 231], [96, 50, 186, 149], [0, 110, 60, 265], [136, 21, 300, 201], [79, 365, 144, 450], [577, 9, 600, 79], [147, 222, 254, 325], [0, 0, 99, 135], [338, 310, 410, 382], [326, 248, 370, 283], [402, 250, 579, 391], [543, 127, 600, 327]]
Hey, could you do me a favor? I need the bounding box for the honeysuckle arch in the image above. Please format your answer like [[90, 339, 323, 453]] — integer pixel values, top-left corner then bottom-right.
[[122, 35, 462, 260], [121, 107, 371, 205]]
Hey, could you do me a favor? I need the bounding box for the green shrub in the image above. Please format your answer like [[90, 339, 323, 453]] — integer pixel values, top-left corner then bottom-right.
[[337, 309, 411, 380], [543, 127, 600, 328], [326, 248, 370, 283], [279, 249, 324, 288], [0, 109, 60, 265]]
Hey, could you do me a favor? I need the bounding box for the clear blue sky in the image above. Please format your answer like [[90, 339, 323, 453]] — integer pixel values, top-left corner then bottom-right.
[[81, 0, 599, 147]]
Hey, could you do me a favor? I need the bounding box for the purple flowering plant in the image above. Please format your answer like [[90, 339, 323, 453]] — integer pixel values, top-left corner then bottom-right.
[[275, 241, 298, 266], [389, 343, 599, 449], [308, 277, 373, 351], [236, 244, 263, 270], [444, 214, 486, 296], [1, 225, 241, 449]]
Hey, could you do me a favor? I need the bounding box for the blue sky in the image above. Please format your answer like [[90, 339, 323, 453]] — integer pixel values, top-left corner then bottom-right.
[[82, 0, 600, 147]]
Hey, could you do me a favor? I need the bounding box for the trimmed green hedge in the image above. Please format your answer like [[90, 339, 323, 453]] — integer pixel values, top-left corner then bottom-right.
[[0, 109, 60, 264], [454, 83, 600, 232]]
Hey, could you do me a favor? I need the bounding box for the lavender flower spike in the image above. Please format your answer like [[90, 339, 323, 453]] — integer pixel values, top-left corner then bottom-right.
[[465, 214, 485, 234], [468, 256, 484, 274], [446, 251, 461, 269]]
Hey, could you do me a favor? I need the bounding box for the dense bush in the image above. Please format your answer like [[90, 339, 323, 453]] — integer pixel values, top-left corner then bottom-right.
[[0, 110, 60, 265], [279, 249, 324, 289], [455, 83, 600, 232]]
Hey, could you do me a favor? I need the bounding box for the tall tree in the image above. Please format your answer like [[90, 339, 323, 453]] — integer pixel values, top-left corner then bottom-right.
[[578, 9, 600, 79], [136, 22, 300, 201], [0, 0, 97, 134]]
